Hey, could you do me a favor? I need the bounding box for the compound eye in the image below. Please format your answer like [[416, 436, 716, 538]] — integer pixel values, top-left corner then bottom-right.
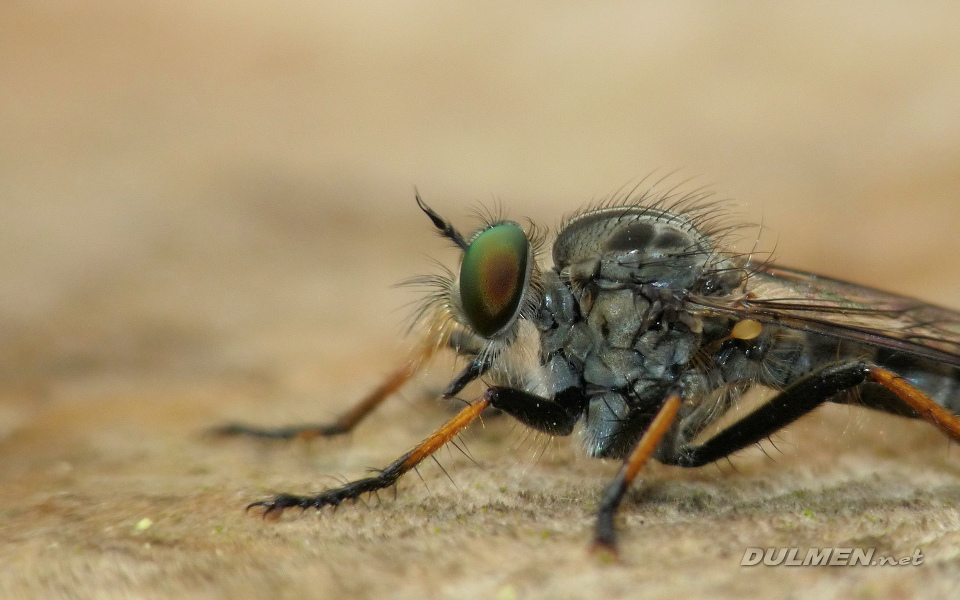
[[459, 224, 530, 338]]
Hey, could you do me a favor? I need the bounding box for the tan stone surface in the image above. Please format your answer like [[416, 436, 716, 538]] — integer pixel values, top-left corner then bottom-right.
[[2, 3, 960, 598]]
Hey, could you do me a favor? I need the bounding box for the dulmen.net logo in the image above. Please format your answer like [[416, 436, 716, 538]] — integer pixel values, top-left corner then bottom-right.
[[741, 548, 924, 567]]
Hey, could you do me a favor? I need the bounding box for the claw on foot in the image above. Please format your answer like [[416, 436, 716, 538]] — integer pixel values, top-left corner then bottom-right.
[[246, 493, 304, 521], [246, 501, 283, 521]]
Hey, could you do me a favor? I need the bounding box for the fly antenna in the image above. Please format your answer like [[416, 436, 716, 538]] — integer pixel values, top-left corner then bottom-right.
[[415, 189, 469, 251]]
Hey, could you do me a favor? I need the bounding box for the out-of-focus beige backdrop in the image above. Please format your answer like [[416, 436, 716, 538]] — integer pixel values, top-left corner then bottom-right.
[[2, 3, 959, 599]]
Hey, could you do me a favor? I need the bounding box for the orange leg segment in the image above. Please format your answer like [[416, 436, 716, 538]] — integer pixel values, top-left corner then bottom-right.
[[248, 396, 490, 520], [593, 395, 682, 555], [211, 339, 441, 441], [868, 367, 960, 443]]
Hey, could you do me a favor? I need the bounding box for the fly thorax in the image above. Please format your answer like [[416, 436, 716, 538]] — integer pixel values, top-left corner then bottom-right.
[[631, 325, 700, 389], [577, 306, 701, 459], [578, 287, 700, 396], [555, 207, 719, 290]]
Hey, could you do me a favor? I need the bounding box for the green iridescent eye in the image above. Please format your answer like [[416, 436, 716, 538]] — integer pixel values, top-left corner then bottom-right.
[[459, 224, 530, 338]]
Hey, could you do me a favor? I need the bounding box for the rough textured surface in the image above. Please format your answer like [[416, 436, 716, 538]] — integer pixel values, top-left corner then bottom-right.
[[2, 3, 960, 599]]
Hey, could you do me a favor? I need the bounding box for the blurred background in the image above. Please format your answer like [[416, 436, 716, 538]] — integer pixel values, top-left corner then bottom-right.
[[1, 2, 959, 598]]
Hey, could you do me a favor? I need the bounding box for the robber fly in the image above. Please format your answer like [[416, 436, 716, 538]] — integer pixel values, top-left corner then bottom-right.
[[216, 187, 960, 553]]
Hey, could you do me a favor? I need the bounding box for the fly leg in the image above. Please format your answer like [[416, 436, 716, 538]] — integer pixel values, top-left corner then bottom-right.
[[248, 395, 490, 519], [248, 384, 585, 518], [211, 356, 426, 440], [661, 361, 960, 469], [481, 386, 585, 435], [593, 395, 681, 555], [214, 194, 473, 441], [210, 330, 487, 441], [868, 367, 960, 440]]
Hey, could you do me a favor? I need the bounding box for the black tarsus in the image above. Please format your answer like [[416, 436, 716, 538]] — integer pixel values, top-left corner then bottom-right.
[[593, 467, 630, 550], [248, 450, 414, 518], [208, 422, 349, 440]]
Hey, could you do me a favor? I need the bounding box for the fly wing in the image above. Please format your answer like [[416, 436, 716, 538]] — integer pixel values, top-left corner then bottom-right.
[[689, 264, 960, 368]]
